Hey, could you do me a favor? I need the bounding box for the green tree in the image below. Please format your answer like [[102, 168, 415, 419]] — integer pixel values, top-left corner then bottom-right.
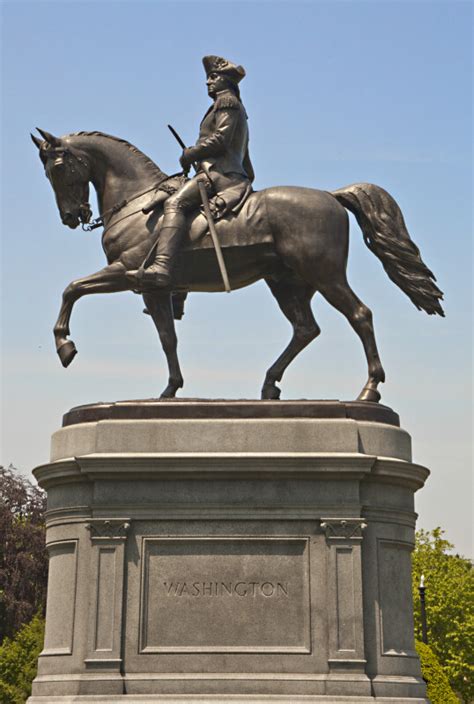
[[0, 613, 44, 703], [412, 528, 473, 703], [0, 466, 48, 643], [416, 640, 458, 704]]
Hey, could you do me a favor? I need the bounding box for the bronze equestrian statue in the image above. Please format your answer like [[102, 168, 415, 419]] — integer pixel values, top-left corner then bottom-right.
[[31, 55, 444, 402]]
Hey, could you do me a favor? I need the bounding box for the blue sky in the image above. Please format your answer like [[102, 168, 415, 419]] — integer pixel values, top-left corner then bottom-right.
[[1, 1, 472, 556]]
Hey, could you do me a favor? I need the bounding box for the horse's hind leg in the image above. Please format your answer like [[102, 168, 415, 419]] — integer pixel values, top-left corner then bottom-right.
[[142, 290, 184, 398], [262, 279, 319, 399], [319, 278, 385, 402]]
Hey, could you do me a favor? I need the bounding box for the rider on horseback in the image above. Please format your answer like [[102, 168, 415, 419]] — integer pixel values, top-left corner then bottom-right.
[[129, 55, 254, 289]]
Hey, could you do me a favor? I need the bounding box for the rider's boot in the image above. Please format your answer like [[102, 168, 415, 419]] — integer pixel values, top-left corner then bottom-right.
[[127, 210, 186, 289]]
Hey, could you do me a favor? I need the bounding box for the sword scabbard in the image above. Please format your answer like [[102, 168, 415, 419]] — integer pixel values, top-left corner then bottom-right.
[[197, 180, 231, 293]]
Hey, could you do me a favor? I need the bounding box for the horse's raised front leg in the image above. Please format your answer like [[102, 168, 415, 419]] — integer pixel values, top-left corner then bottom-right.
[[54, 263, 129, 367], [319, 278, 385, 402], [262, 279, 319, 399], [142, 291, 184, 398]]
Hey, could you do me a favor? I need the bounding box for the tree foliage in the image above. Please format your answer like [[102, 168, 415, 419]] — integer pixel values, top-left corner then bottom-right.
[[412, 527, 473, 703], [0, 466, 48, 643], [415, 640, 458, 703], [0, 613, 44, 703]]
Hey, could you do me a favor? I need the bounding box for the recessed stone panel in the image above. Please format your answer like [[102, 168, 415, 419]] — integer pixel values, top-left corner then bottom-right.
[[378, 540, 417, 656], [94, 547, 116, 651], [42, 541, 77, 655], [139, 537, 310, 653], [336, 546, 356, 651]]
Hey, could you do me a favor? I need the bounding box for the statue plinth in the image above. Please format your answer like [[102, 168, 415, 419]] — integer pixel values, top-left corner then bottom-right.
[[28, 400, 428, 703]]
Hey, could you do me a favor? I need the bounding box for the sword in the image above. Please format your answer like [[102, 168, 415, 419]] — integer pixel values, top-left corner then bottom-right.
[[168, 124, 231, 293]]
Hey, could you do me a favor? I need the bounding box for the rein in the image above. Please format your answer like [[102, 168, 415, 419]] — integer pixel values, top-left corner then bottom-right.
[[81, 171, 183, 232]]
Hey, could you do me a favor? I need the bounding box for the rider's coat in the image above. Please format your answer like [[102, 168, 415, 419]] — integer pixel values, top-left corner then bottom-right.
[[190, 89, 254, 184]]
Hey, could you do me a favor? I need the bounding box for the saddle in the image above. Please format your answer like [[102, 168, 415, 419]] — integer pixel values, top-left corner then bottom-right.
[[145, 176, 273, 251]]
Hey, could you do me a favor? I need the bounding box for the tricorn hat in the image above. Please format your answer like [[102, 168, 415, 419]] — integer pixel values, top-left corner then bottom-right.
[[202, 55, 246, 84]]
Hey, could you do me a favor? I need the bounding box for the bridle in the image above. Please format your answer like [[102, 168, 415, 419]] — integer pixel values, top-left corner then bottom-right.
[[43, 143, 183, 234], [81, 171, 184, 233]]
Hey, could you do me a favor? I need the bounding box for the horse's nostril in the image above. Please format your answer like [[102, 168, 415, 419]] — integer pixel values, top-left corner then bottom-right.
[[62, 211, 76, 226]]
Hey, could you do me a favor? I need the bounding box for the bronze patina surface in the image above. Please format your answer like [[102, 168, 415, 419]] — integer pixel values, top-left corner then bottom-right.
[[32, 55, 444, 404]]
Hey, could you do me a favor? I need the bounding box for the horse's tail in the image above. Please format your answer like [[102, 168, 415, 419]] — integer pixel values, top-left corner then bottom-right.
[[330, 183, 444, 316]]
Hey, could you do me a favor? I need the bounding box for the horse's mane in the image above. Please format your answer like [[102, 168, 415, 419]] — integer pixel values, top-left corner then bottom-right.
[[68, 131, 167, 178]]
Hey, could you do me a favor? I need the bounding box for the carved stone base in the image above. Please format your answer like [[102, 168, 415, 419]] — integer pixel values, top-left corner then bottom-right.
[[29, 400, 429, 703]]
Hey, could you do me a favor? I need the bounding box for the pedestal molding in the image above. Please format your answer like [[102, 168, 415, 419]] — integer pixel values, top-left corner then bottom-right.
[[44, 504, 418, 529], [62, 399, 400, 427], [34, 453, 429, 492]]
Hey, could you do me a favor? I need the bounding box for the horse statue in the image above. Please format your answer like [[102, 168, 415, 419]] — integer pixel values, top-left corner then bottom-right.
[[31, 128, 444, 402]]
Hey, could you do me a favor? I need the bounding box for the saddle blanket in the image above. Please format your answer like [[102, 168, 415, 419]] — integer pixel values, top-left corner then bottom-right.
[[147, 189, 274, 251]]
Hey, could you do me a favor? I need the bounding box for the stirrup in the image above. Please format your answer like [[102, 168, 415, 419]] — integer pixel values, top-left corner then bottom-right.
[[126, 266, 171, 290]]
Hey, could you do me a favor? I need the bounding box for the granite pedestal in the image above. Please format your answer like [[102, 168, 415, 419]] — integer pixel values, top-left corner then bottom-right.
[[28, 400, 429, 703]]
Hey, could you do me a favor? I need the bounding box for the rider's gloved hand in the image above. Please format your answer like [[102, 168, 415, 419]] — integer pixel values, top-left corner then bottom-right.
[[179, 148, 196, 173]]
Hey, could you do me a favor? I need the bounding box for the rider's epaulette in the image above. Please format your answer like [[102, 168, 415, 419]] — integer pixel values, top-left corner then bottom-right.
[[214, 93, 241, 111]]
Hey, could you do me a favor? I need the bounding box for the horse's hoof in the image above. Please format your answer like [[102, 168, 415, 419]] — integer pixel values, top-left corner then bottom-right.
[[160, 384, 178, 399], [58, 340, 77, 368], [357, 386, 381, 403], [261, 383, 281, 400]]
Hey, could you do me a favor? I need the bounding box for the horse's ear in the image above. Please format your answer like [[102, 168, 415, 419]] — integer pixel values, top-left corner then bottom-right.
[[36, 127, 61, 147], [31, 133, 43, 149]]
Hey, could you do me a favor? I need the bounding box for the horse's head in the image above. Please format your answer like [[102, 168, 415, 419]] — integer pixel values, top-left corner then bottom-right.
[[31, 128, 92, 229]]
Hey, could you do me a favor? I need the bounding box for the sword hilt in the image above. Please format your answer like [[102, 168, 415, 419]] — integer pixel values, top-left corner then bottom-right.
[[167, 124, 213, 185]]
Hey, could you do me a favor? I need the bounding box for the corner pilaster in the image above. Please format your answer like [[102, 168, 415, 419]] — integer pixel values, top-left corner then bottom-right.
[[320, 518, 369, 693], [84, 519, 130, 672]]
